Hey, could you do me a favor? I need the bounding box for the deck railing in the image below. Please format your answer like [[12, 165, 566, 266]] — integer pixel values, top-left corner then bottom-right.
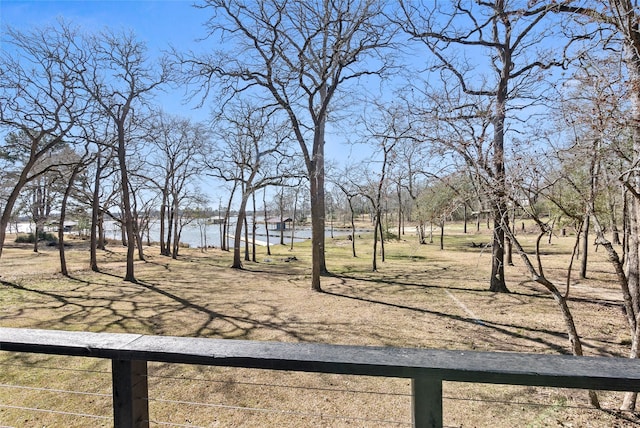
[[1, 327, 640, 428]]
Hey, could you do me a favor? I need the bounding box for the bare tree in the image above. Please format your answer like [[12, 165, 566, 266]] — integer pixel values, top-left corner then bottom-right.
[[355, 102, 415, 271], [58, 148, 91, 276], [87, 142, 119, 271], [0, 22, 85, 259], [550, 2, 640, 409], [208, 100, 299, 268], [415, 178, 463, 251], [332, 174, 361, 258], [78, 29, 168, 282], [399, 1, 566, 292], [180, 0, 395, 291], [554, 54, 629, 280], [219, 183, 238, 252], [143, 112, 207, 258], [22, 152, 68, 252]]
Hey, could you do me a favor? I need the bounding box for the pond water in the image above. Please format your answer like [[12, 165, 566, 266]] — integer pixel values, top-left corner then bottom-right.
[[13, 218, 359, 248]]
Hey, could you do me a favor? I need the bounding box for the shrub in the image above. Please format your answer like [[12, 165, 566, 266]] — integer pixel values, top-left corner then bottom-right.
[[383, 230, 398, 240], [15, 231, 58, 244]]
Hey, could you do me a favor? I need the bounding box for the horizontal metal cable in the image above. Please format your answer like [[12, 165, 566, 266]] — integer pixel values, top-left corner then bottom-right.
[[0, 404, 110, 420], [443, 395, 605, 410], [0, 383, 110, 397], [145, 420, 206, 428], [148, 397, 412, 426], [147, 373, 411, 397], [0, 362, 107, 375]]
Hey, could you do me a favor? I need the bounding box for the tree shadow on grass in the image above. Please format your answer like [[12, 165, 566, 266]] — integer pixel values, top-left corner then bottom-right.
[[322, 278, 626, 358], [1, 274, 326, 343], [0, 263, 625, 358], [1, 279, 79, 309], [333, 271, 624, 308], [320, 287, 571, 355], [333, 271, 485, 293], [132, 278, 313, 341]]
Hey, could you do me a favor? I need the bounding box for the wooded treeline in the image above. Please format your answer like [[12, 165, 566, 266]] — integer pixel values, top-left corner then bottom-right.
[[2, 0, 640, 409]]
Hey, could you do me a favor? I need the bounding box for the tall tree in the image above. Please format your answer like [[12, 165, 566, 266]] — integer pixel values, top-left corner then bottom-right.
[[23, 146, 79, 253], [552, 1, 640, 410], [208, 100, 298, 268], [58, 148, 90, 276], [554, 54, 629, 279], [332, 172, 362, 258], [399, 0, 564, 292], [144, 112, 207, 258], [78, 29, 167, 282], [356, 102, 414, 271], [0, 23, 85, 259], [87, 141, 118, 272], [180, 0, 395, 291]]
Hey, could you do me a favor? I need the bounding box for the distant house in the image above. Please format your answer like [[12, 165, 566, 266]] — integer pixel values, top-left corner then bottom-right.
[[209, 216, 225, 225], [62, 221, 77, 233], [266, 217, 292, 231]]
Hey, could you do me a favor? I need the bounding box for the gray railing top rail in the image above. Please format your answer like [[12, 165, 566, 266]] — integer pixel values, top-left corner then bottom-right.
[[1, 327, 639, 392]]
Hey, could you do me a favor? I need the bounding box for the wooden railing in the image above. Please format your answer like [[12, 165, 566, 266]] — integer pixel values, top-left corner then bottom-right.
[[1, 327, 640, 428]]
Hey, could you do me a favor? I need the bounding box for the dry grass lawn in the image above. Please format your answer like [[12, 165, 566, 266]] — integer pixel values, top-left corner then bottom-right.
[[0, 223, 638, 427]]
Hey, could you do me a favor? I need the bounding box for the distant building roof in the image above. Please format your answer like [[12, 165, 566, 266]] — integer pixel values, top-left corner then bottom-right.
[[266, 217, 292, 223]]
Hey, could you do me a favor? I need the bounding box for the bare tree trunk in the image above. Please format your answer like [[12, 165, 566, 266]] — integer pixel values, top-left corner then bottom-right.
[[33, 221, 40, 253], [166, 205, 174, 256], [509, 229, 600, 408], [348, 196, 357, 258], [244, 213, 250, 262], [98, 212, 106, 250], [397, 183, 402, 239], [225, 183, 237, 252], [378, 213, 385, 262], [505, 210, 514, 266], [160, 190, 169, 256], [580, 214, 590, 279], [59, 164, 81, 276], [372, 213, 379, 272], [131, 198, 145, 262], [252, 192, 257, 262], [232, 193, 250, 269], [290, 191, 298, 251], [90, 155, 102, 272], [417, 220, 426, 244], [490, 84, 509, 293], [310, 161, 327, 291], [463, 204, 468, 234], [115, 119, 137, 282], [279, 192, 285, 246], [263, 188, 271, 256], [120, 211, 127, 247], [174, 225, 183, 259], [490, 210, 510, 293], [172, 199, 180, 260]]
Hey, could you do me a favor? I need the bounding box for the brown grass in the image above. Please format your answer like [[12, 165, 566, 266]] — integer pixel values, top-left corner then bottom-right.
[[0, 224, 638, 427]]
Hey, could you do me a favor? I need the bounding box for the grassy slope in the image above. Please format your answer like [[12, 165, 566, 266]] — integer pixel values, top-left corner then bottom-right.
[[0, 223, 637, 427]]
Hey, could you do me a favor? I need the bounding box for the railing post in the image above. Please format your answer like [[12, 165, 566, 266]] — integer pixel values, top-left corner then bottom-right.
[[412, 376, 443, 428], [112, 359, 149, 428]]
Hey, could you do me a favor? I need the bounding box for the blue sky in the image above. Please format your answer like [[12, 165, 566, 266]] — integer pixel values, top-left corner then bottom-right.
[[0, 0, 364, 162], [1, 0, 211, 121], [0, 0, 375, 205], [1, 0, 204, 50]]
